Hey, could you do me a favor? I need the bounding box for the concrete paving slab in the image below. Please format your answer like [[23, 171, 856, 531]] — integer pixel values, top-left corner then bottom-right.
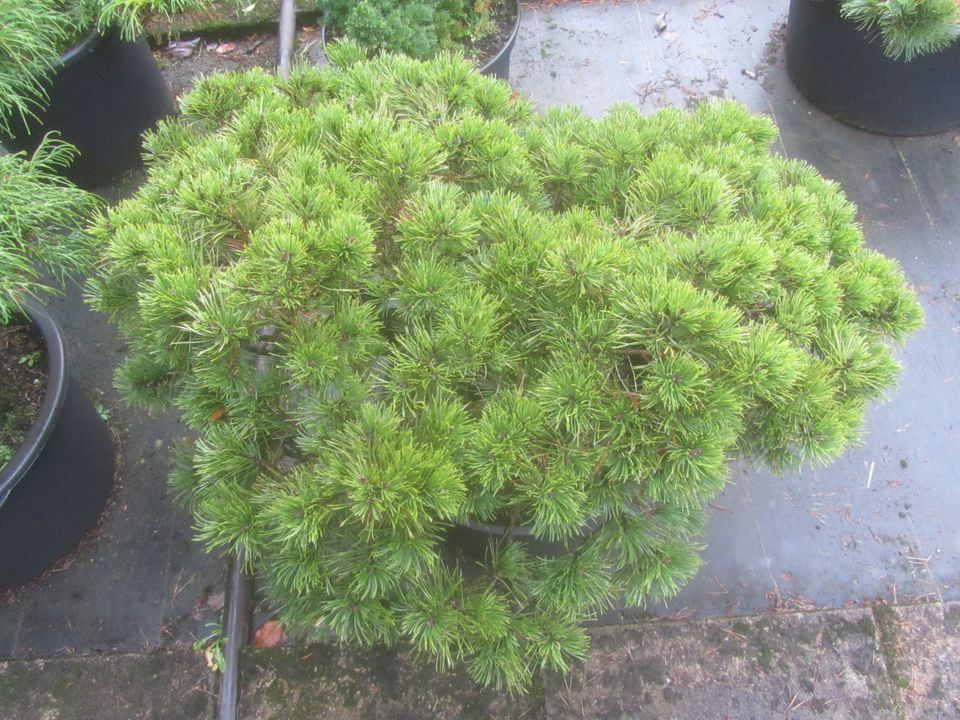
[[513, 0, 780, 116], [548, 607, 896, 720], [882, 603, 960, 719], [732, 52, 960, 617], [0, 649, 214, 720], [239, 644, 545, 720]]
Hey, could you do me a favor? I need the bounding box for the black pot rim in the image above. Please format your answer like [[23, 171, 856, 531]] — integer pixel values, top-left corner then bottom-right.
[[0, 301, 68, 506], [479, 0, 521, 76], [457, 509, 604, 539], [58, 29, 102, 71], [318, 0, 521, 72], [458, 517, 526, 538]]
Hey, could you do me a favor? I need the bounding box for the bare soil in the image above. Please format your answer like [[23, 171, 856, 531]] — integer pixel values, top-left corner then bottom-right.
[[461, 0, 519, 66], [0, 321, 47, 472], [155, 32, 283, 99]]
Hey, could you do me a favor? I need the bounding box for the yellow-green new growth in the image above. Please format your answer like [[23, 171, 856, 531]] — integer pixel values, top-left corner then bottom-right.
[[89, 44, 923, 690]]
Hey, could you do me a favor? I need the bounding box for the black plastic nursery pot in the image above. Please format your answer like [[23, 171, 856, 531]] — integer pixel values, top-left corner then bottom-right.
[[785, 0, 960, 136], [0, 304, 115, 592], [447, 515, 596, 561], [3, 29, 175, 188], [478, 0, 521, 82]]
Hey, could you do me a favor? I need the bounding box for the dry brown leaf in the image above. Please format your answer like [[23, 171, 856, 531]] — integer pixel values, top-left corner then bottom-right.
[[255, 619, 286, 648], [167, 39, 201, 58]]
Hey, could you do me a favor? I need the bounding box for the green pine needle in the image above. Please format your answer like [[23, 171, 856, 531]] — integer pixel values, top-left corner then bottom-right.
[[87, 50, 923, 691]]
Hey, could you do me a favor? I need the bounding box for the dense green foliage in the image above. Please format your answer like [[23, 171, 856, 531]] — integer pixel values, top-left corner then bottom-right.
[[88, 0, 228, 40], [89, 45, 922, 689], [0, 0, 71, 136], [840, 0, 959, 60], [319, 0, 502, 60], [0, 137, 98, 323]]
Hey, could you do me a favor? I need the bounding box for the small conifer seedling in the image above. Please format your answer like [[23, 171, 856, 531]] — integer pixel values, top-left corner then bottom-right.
[[318, 0, 507, 60], [89, 44, 922, 690]]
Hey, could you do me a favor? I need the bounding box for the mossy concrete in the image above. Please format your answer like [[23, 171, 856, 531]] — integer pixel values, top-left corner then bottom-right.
[[883, 602, 960, 719], [540, 603, 959, 719], [0, 604, 955, 718], [0, 649, 214, 720], [548, 606, 895, 720], [233, 604, 960, 719], [239, 643, 545, 719]]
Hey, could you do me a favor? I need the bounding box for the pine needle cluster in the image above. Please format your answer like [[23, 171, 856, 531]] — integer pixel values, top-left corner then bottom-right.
[[72, 0, 235, 41], [0, 137, 99, 323], [88, 43, 922, 690], [0, 0, 70, 135], [840, 0, 960, 60]]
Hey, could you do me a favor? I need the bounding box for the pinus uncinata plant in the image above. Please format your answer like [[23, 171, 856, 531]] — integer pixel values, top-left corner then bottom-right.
[[88, 42, 922, 690]]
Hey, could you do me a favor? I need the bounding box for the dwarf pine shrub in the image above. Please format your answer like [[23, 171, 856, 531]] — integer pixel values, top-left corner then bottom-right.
[[840, 0, 959, 60], [88, 44, 922, 690], [0, 0, 71, 134]]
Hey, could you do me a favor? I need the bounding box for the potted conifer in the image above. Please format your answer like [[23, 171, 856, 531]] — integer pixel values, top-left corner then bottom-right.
[[786, 0, 960, 135], [318, 0, 521, 79], [0, 137, 114, 591], [88, 44, 923, 689], [0, 1, 228, 187]]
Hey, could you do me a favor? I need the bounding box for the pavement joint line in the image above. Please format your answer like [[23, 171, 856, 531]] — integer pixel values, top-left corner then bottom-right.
[[895, 142, 940, 242], [156, 508, 179, 648], [2, 600, 950, 663], [634, 1, 655, 80], [8, 604, 23, 656]]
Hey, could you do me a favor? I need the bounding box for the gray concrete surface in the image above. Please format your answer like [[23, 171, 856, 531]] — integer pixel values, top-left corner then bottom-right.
[[0, 649, 214, 719]]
